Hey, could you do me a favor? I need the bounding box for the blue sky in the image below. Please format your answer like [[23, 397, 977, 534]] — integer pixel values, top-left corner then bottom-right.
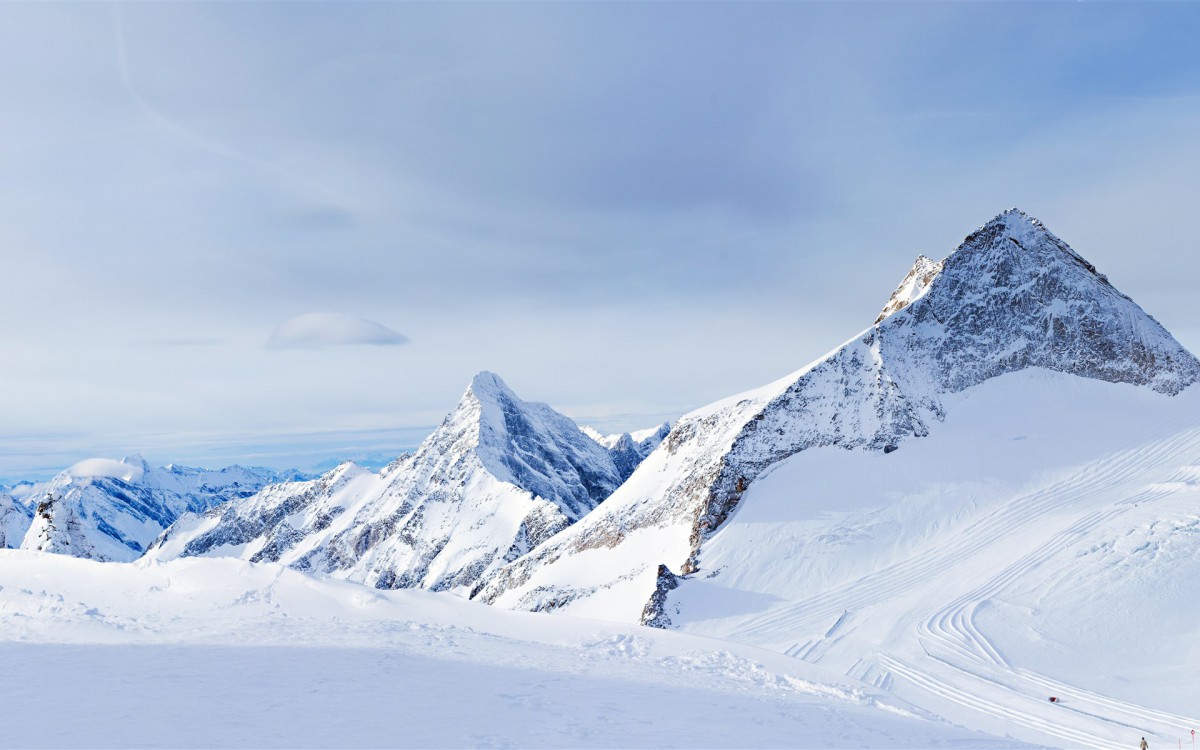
[[4, 2, 1200, 478]]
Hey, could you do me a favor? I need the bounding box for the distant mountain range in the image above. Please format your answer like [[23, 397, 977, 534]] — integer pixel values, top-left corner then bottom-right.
[[3, 459, 308, 561]]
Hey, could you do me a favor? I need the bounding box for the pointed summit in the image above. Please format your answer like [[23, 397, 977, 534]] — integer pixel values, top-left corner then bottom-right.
[[450, 372, 624, 520], [152, 371, 645, 594], [467, 370, 515, 400], [992, 206, 1040, 228], [877, 209, 1199, 395], [947, 208, 1108, 283]]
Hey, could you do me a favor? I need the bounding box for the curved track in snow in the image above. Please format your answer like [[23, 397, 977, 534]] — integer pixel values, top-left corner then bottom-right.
[[716, 426, 1200, 748]]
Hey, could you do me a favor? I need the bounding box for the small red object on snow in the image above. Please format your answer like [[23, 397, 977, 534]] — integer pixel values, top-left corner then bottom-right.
[[1048, 696, 1058, 703]]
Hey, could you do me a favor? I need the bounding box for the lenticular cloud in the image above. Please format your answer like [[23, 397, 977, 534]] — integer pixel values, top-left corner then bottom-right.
[[266, 313, 409, 349]]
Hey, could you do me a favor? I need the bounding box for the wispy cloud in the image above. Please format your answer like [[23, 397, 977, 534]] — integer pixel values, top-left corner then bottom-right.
[[266, 313, 409, 350]]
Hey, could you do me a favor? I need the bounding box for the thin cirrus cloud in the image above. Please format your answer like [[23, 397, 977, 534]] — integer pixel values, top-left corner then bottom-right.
[[266, 313, 410, 350]]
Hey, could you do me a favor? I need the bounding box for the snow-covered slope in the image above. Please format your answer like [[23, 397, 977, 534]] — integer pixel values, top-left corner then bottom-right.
[[17, 458, 304, 562], [477, 209, 1200, 628], [150, 372, 634, 594], [0, 550, 1019, 749], [667, 369, 1200, 749]]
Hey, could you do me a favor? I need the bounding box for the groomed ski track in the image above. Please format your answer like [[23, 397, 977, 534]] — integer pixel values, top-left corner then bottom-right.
[[707, 423, 1200, 748]]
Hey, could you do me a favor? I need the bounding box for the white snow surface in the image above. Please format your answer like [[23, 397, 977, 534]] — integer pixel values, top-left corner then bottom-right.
[[669, 370, 1200, 749], [0, 550, 1017, 749], [477, 374, 1200, 747]]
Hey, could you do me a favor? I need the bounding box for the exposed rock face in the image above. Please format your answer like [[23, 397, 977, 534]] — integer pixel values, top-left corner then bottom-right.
[[17, 459, 303, 562], [641, 564, 682, 627], [150, 372, 637, 594], [881, 209, 1197, 396], [477, 209, 1200, 622], [876, 254, 943, 324]]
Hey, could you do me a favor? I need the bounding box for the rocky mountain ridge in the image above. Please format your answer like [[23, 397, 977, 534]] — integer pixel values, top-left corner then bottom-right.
[[16, 209, 1197, 634], [475, 209, 1200, 624], [149, 372, 649, 594]]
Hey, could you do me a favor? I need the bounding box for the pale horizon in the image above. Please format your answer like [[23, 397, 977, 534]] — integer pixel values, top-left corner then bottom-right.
[[6, 2, 1200, 480]]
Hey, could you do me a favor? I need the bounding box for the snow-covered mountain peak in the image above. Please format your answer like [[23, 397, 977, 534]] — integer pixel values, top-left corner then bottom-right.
[[13, 461, 305, 562], [439, 371, 623, 521], [152, 371, 642, 593], [972, 207, 1052, 241], [990, 206, 1041, 229], [879, 208, 1105, 326], [443, 371, 538, 455], [875, 208, 1075, 326], [883, 209, 1198, 395], [581, 421, 674, 482], [467, 370, 514, 400], [477, 209, 1200, 623], [120, 453, 152, 469], [944, 207, 1109, 285], [324, 461, 367, 482]]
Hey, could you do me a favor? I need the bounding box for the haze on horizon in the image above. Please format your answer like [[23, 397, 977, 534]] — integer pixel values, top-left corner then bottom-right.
[[4, 2, 1200, 480]]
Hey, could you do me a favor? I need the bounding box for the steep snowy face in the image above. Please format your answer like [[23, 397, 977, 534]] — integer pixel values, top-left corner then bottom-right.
[[151, 372, 630, 593], [478, 209, 1200, 623], [18, 458, 303, 562], [467, 372, 626, 520]]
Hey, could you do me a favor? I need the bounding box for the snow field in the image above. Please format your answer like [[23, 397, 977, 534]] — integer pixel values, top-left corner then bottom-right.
[[0, 550, 1022, 749], [670, 371, 1200, 748]]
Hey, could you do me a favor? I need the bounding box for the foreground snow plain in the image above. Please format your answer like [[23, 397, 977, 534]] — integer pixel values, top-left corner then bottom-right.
[[0, 552, 1017, 749]]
